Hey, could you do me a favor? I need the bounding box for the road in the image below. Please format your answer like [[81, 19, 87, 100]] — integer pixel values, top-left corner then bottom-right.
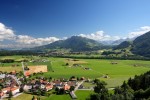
[[74, 80, 85, 92]]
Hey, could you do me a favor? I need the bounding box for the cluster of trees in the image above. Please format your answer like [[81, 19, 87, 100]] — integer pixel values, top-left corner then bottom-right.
[[0, 59, 14, 63], [56, 55, 150, 61], [127, 71, 150, 99], [0, 50, 36, 56], [88, 79, 134, 100], [101, 51, 121, 56], [88, 71, 150, 100]]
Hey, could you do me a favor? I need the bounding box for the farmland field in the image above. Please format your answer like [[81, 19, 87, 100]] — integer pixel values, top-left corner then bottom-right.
[[3, 93, 47, 100], [0, 56, 150, 88], [75, 90, 94, 100], [43, 58, 150, 87]]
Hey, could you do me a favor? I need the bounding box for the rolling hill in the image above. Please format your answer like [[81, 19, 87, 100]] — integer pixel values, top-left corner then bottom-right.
[[132, 31, 150, 57], [32, 36, 105, 52], [114, 41, 133, 50]]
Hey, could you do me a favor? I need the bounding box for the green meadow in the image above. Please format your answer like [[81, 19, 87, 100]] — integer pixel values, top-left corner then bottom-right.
[[0, 56, 150, 88], [1, 56, 150, 100], [43, 58, 150, 87]]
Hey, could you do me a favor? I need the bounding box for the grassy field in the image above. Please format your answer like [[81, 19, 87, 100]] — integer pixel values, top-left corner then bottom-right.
[[75, 90, 94, 100], [44, 94, 71, 100], [3, 93, 47, 100], [0, 56, 150, 87], [42, 58, 150, 87], [1, 55, 150, 99]]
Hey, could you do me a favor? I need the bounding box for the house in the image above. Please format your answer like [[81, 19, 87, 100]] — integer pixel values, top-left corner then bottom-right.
[[63, 84, 70, 91], [25, 71, 30, 77], [45, 83, 53, 91], [0, 74, 5, 79], [23, 85, 32, 92], [67, 81, 77, 86], [11, 70, 17, 75], [31, 80, 36, 84], [40, 84, 45, 89], [11, 87, 20, 95], [53, 80, 62, 86], [0, 92, 4, 98], [2, 86, 20, 96], [40, 79, 48, 84]]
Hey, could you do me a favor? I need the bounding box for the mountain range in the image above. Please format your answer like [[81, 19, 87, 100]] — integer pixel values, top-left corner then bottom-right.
[[32, 36, 105, 52], [25, 31, 150, 57], [114, 31, 150, 57], [132, 31, 150, 57]]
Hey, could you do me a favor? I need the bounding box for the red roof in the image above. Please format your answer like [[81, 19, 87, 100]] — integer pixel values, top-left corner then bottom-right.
[[25, 71, 30, 76], [2, 87, 19, 92], [0, 92, 4, 96]]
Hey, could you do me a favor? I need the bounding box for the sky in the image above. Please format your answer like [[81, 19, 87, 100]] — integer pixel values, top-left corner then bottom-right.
[[1, 0, 150, 48]]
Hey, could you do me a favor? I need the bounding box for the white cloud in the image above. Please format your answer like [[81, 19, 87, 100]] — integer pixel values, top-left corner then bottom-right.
[[78, 26, 150, 42], [79, 31, 121, 41], [0, 23, 15, 41], [1, 22, 150, 49], [0, 22, 59, 48], [127, 26, 150, 38], [16, 35, 59, 46]]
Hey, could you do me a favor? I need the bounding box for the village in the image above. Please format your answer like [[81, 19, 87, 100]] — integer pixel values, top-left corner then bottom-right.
[[0, 66, 91, 100]]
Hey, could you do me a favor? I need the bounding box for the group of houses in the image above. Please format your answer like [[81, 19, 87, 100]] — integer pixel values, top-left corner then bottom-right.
[[23, 78, 78, 93], [0, 72, 20, 99], [0, 71, 80, 99]]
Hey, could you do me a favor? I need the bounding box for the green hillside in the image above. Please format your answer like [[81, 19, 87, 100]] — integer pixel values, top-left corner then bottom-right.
[[132, 31, 150, 57], [33, 36, 104, 52], [114, 41, 132, 50]]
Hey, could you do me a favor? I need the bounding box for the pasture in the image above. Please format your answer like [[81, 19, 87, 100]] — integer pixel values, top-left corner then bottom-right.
[[0, 56, 150, 88], [43, 58, 150, 87]]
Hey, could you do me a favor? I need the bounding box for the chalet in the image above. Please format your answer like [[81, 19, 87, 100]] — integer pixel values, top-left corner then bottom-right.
[[0, 92, 4, 98], [2, 86, 20, 96], [53, 80, 62, 86], [23, 85, 32, 92], [0, 74, 5, 79], [25, 71, 30, 77], [11, 70, 17, 75], [40, 84, 45, 89], [31, 80, 36, 84], [67, 81, 77, 86], [45, 83, 53, 91], [10, 87, 20, 95], [40, 79, 48, 84], [63, 84, 70, 91]]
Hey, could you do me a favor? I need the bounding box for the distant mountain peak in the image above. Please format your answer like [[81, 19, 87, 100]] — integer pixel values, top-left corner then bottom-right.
[[32, 36, 104, 52]]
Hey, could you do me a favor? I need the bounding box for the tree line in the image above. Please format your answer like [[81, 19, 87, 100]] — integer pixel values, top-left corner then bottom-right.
[[87, 70, 150, 100], [0, 50, 37, 56]]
